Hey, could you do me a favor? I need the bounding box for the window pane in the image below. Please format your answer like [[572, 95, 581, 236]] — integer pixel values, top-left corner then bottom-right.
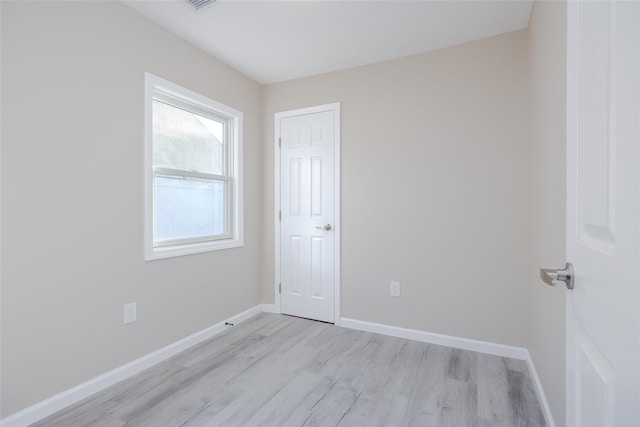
[[152, 100, 224, 175], [154, 176, 227, 242]]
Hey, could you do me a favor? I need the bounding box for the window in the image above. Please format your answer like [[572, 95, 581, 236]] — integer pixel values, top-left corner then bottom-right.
[[144, 73, 243, 260]]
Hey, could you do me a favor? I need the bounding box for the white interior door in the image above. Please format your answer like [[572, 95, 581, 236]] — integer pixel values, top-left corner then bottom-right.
[[565, 1, 639, 426], [277, 104, 339, 323]]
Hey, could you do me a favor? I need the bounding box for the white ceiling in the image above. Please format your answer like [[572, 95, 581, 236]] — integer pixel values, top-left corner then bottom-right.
[[124, 0, 534, 84]]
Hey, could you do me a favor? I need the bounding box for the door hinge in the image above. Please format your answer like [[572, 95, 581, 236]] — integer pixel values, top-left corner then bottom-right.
[[279, 283, 282, 294], [278, 137, 281, 148], [279, 210, 282, 221]]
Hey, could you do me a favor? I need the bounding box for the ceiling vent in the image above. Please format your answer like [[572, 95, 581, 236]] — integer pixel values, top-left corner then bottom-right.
[[185, 0, 216, 11]]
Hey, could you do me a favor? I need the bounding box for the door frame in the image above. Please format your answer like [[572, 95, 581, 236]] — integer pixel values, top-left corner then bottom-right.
[[274, 102, 341, 325]]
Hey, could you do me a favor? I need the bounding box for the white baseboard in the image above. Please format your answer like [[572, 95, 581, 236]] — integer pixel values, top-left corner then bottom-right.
[[340, 317, 528, 359], [340, 317, 555, 427], [524, 350, 556, 427], [261, 303, 278, 313], [0, 304, 267, 427]]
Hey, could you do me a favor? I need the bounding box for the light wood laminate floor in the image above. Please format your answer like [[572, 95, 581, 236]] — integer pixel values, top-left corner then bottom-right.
[[34, 314, 546, 427]]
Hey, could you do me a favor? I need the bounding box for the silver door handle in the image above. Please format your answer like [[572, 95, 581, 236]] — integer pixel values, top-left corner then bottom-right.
[[539, 262, 574, 290], [315, 224, 332, 231]]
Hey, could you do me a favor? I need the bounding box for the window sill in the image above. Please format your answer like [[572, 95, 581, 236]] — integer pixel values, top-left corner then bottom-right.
[[145, 238, 243, 261]]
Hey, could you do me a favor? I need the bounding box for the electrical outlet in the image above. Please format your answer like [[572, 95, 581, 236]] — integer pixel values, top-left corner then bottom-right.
[[390, 281, 401, 297], [124, 303, 137, 324]]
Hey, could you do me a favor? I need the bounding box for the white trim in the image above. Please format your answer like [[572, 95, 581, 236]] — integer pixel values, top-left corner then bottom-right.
[[340, 317, 528, 360], [273, 111, 281, 314], [340, 317, 555, 425], [0, 11, 3, 424], [0, 304, 266, 427], [273, 102, 341, 325], [261, 304, 278, 314], [143, 72, 244, 261], [525, 350, 557, 427], [333, 106, 341, 327]]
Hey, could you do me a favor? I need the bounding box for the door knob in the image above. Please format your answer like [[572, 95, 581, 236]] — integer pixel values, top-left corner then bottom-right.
[[539, 262, 574, 290], [315, 224, 332, 231]]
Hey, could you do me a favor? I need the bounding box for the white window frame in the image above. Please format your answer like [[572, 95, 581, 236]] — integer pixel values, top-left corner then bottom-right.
[[144, 72, 243, 261]]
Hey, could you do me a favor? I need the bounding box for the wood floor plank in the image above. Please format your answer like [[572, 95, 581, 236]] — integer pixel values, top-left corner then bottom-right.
[[278, 378, 338, 427], [447, 347, 478, 384], [175, 386, 244, 427], [242, 370, 331, 427], [31, 360, 186, 427], [362, 340, 421, 427], [477, 352, 513, 424], [506, 369, 547, 427], [109, 333, 268, 422], [424, 378, 479, 427], [33, 314, 547, 427], [204, 337, 327, 426], [176, 323, 272, 368], [306, 382, 360, 427], [402, 344, 452, 426], [123, 382, 244, 426], [336, 335, 416, 427], [33, 409, 125, 427], [504, 356, 529, 374]]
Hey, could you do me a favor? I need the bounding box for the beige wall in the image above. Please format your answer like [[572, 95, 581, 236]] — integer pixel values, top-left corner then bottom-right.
[[0, 1, 263, 417], [528, 1, 567, 424], [263, 31, 532, 347]]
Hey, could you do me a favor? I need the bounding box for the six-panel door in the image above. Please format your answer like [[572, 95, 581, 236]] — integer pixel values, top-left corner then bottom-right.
[[280, 110, 336, 323]]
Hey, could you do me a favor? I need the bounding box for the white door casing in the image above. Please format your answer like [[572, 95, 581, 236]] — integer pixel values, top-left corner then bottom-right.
[[566, 1, 639, 426], [275, 103, 340, 323]]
